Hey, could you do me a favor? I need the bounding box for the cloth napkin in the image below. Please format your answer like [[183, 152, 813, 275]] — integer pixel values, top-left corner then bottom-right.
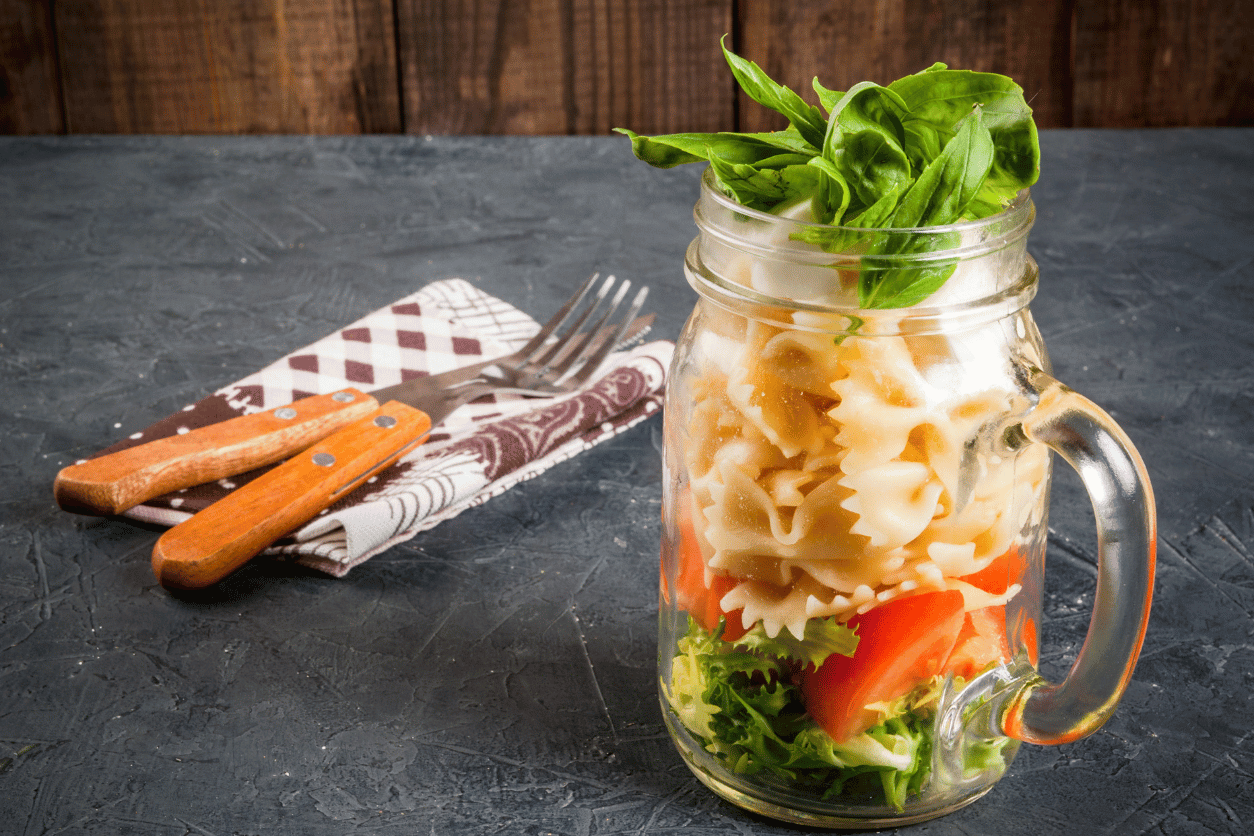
[[101, 278, 673, 576]]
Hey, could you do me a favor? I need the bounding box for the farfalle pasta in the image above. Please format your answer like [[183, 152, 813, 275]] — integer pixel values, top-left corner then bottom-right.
[[679, 321, 1048, 641]]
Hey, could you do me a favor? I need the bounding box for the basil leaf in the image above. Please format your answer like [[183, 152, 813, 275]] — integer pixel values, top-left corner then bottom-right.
[[901, 121, 947, 173], [852, 182, 911, 228], [721, 37, 827, 149], [614, 127, 815, 169], [962, 190, 1015, 220], [858, 108, 994, 308], [793, 161, 911, 252], [828, 83, 910, 142], [708, 156, 823, 211], [822, 83, 913, 223], [805, 156, 853, 225], [812, 78, 844, 114], [888, 67, 1039, 199], [752, 153, 819, 169], [857, 234, 958, 309], [790, 158, 866, 251], [617, 44, 1042, 310], [891, 105, 994, 227], [982, 116, 1039, 206], [888, 68, 1028, 132], [839, 130, 912, 210]]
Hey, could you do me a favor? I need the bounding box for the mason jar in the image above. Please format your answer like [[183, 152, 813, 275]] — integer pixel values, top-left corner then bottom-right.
[[657, 168, 1156, 827]]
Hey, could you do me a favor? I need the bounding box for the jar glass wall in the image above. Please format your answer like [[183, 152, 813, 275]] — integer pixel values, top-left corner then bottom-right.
[[657, 169, 1052, 826]]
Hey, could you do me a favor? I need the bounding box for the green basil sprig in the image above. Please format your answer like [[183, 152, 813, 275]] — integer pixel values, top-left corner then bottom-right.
[[615, 41, 1040, 309]]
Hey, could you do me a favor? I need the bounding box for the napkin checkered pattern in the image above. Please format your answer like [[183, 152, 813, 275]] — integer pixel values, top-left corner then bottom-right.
[[103, 278, 672, 576]]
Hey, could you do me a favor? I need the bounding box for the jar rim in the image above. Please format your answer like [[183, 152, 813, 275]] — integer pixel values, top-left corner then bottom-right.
[[698, 166, 1035, 240], [686, 167, 1039, 333], [684, 239, 1039, 336]]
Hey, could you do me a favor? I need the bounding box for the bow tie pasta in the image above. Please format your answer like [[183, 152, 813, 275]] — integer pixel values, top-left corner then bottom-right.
[[682, 318, 1048, 642]]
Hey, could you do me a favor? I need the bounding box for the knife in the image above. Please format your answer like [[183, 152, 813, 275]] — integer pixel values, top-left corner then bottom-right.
[[53, 314, 654, 517]]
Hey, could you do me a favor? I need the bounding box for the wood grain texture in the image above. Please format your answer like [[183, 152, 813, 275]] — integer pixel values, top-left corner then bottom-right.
[[735, 0, 1076, 130], [54, 0, 401, 134], [3, 0, 1252, 135], [151, 399, 431, 590], [1073, 0, 1253, 127], [396, 0, 733, 135], [53, 389, 380, 517], [0, 0, 64, 133]]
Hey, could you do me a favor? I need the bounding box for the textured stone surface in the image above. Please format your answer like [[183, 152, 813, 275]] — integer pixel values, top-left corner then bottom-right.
[[0, 131, 1251, 834]]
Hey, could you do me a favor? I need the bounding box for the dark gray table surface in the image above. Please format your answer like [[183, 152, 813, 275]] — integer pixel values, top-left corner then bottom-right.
[[1, 130, 1251, 835]]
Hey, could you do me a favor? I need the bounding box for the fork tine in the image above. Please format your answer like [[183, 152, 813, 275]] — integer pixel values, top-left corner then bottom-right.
[[540, 278, 633, 380], [560, 285, 649, 388], [440, 275, 648, 407], [511, 272, 603, 361], [524, 274, 618, 370]]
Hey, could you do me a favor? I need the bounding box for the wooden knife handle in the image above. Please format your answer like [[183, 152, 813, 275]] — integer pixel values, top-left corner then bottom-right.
[[53, 389, 380, 516], [151, 400, 432, 590]]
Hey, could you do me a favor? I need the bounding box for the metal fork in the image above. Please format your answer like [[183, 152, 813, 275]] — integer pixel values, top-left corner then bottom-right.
[[54, 273, 651, 520], [394, 273, 650, 426], [148, 273, 653, 589]]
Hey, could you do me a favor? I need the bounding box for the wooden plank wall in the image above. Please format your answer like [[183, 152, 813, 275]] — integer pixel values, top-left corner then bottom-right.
[[3, 0, 1251, 135]]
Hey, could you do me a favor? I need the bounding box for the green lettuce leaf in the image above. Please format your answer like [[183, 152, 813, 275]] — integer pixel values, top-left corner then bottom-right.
[[663, 616, 934, 810], [730, 614, 859, 667]]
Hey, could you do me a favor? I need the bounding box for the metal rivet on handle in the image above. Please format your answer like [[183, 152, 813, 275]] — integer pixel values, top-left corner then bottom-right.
[[274, 407, 297, 420], [332, 391, 355, 403], [311, 453, 336, 467], [373, 415, 398, 429]]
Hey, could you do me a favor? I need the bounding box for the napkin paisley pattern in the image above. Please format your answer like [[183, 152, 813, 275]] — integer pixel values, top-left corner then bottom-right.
[[106, 278, 672, 576]]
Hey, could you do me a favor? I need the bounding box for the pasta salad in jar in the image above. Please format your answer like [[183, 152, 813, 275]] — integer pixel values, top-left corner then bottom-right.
[[622, 40, 1155, 828]]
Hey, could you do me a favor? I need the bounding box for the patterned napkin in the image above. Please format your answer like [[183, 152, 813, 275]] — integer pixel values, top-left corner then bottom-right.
[[102, 278, 673, 576]]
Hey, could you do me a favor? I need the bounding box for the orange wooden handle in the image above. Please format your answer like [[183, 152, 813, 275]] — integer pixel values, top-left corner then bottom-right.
[[151, 400, 432, 590], [53, 389, 380, 516]]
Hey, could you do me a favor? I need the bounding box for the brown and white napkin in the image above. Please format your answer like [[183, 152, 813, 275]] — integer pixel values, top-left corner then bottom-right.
[[101, 278, 672, 576]]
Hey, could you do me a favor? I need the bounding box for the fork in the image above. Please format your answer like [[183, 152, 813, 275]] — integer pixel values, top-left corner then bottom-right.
[[412, 273, 650, 426], [54, 273, 651, 518], [148, 273, 651, 589]]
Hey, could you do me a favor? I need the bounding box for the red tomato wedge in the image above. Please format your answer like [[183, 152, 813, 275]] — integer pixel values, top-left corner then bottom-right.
[[801, 590, 965, 743], [958, 548, 1026, 596], [669, 509, 748, 642], [943, 606, 1011, 680], [948, 548, 1030, 674]]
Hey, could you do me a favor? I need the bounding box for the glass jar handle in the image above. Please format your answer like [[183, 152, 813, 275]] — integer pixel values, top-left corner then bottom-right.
[[997, 368, 1157, 744]]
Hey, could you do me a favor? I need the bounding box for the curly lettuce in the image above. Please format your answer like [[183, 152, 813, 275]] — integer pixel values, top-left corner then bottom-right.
[[663, 616, 930, 810], [663, 616, 1014, 811]]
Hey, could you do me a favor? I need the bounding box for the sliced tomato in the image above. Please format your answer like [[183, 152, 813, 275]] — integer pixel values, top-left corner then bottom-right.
[[950, 548, 1033, 674], [669, 509, 747, 642], [800, 590, 965, 743], [958, 548, 1027, 596], [944, 605, 1011, 680]]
